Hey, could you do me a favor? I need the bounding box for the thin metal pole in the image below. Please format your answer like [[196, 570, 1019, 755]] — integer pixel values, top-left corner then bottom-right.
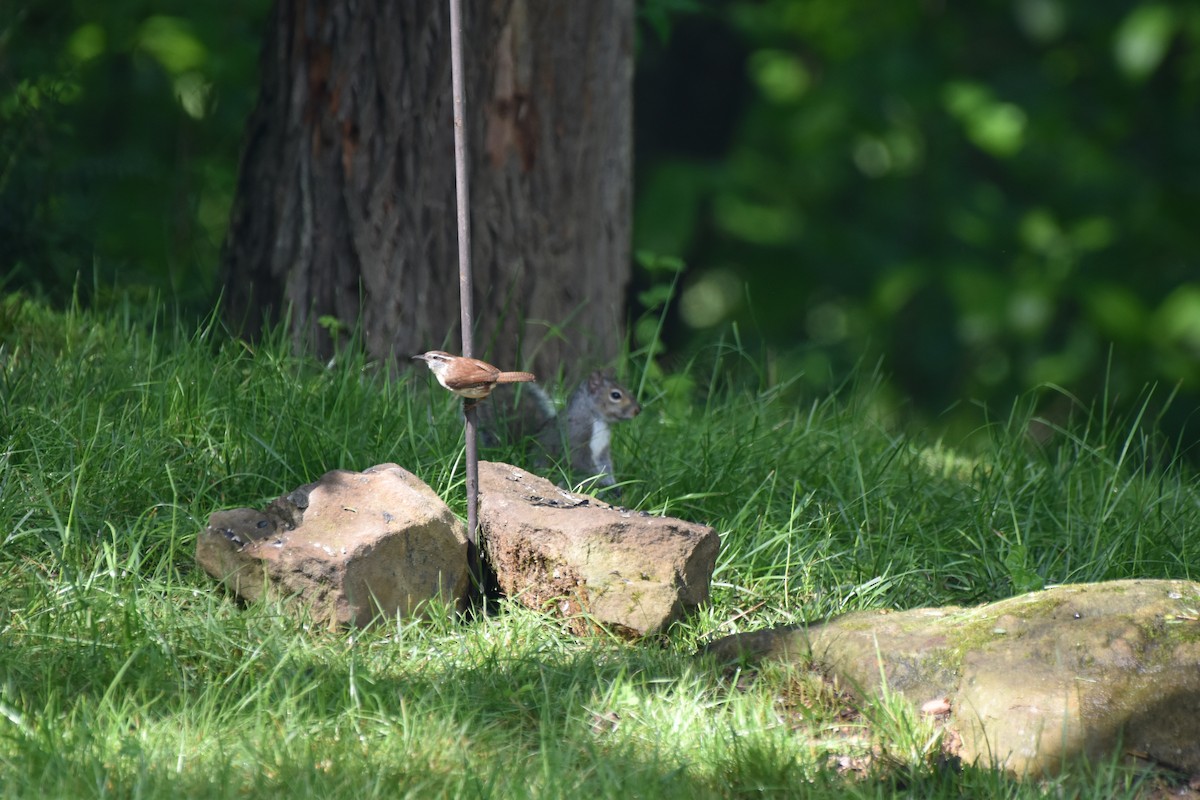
[[448, 0, 481, 594]]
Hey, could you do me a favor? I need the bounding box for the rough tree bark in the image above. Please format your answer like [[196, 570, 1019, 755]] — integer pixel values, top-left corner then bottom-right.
[[221, 0, 634, 376]]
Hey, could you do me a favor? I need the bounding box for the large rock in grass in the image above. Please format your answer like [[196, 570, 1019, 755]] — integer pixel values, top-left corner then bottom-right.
[[702, 579, 1200, 778], [197, 464, 469, 626], [478, 461, 719, 637]]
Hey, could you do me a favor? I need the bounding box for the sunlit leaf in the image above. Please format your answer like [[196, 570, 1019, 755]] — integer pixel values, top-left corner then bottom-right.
[[1154, 284, 1200, 352], [635, 250, 686, 274], [137, 16, 207, 75], [852, 135, 891, 178], [680, 269, 740, 329], [637, 284, 674, 309], [1114, 4, 1176, 81], [873, 266, 925, 315], [67, 24, 106, 63], [1019, 209, 1060, 254], [942, 81, 1026, 157], [712, 194, 799, 245], [1008, 290, 1053, 336], [969, 103, 1026, 157], [1014, 0, 1066, 43], [174, 72, 213, 120], [748, 49, 810, 103]]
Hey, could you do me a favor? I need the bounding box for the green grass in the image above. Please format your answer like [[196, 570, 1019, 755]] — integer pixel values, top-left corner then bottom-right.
[[1, 293, 1196, 798]]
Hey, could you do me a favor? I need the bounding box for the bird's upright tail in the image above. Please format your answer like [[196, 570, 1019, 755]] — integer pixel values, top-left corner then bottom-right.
[[495, 371, 536, 384]]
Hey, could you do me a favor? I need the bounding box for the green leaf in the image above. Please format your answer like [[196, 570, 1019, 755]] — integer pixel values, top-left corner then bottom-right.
[[137, 16, 207, 75], [637, 284, 675, 309], [1114, 4, 1176, 81], [1003, 544, 1044, 593], [635, 250, 686, 274]]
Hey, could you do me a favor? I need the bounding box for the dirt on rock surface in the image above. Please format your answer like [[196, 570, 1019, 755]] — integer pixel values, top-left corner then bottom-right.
[[197, 463, 469, 626], [478, 461, 719, 637]]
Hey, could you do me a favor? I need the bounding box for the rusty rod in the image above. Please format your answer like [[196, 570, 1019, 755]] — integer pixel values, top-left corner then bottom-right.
[[448, 0, 481, 593]]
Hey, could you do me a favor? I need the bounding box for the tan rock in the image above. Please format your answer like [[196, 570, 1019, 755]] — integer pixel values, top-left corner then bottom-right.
[[478, 461, 719, 637], [701, 579, 1200, 777], [197, 463, 469, 626]]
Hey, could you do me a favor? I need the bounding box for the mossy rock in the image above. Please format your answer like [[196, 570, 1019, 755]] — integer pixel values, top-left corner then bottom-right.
[[703, 579, 1200, 777]]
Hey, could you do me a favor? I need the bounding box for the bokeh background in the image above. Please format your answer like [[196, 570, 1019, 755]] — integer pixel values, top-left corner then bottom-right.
[[3, 0, 1199, 443]]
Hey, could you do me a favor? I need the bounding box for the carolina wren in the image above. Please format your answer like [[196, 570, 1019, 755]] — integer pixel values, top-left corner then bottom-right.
[[412, 350, 535, 402]]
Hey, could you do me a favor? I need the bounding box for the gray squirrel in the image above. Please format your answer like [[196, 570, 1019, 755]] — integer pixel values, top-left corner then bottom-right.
[[478, 370, 641, 489]]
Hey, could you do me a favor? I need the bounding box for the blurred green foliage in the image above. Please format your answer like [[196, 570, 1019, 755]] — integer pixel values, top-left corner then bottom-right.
[[634, 0, 1200, 436], [3, 0, 1199, 439], [0, 0, 268, 307]]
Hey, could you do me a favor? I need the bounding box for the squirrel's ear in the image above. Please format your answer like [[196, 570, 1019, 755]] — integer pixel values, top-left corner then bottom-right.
[[588, 370, 605, 389]]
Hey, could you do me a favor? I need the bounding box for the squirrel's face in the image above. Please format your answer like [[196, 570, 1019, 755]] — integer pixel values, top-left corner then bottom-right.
[[601, 384, 641, 420]]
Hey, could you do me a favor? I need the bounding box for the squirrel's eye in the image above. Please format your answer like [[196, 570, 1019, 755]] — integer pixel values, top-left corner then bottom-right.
[[610, 390, 623, 401]]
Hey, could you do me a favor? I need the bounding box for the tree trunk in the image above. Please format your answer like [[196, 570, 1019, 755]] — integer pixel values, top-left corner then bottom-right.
[[220, 0, 634, 378]]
